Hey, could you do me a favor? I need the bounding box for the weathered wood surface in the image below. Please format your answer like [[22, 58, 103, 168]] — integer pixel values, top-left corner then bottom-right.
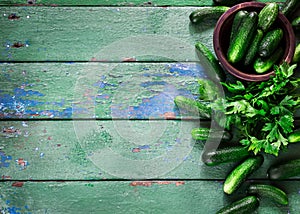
[[0, 6, 223, 62], [1, 120, 300, 180], [0, 180, 299, 213], [0, 62, 222, 119], [0, 0, 284, 6], [1, 0, 300, 213]]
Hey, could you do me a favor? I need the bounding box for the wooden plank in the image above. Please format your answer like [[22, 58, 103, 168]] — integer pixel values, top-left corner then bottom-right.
[[0, 6, 222, 62], [0, 180, 299, 213], [1, 120, 300, 180], [2, 62, 299, 120], [0, 0, 285, 6], [0, 62, 220, 119]]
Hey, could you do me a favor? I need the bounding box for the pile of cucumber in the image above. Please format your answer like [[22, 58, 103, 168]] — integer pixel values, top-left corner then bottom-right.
[[186, 0, 300, 212], [227, 3, 285, 74]]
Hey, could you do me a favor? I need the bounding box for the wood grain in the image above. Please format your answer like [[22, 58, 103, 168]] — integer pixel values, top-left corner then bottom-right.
[[0, 0, 285, 6], [1, 120, 300, 180], [0, 180, 298, 213], [0, 62, 219, 119], [0, 6, 221, 62]]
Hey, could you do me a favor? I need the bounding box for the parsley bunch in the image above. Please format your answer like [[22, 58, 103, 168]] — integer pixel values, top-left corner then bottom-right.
[[211, 62, 300, 156]]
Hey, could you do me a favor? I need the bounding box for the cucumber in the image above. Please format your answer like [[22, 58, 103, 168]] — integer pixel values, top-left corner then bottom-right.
[[292, 43, 300, 63], [280, 0, 300, 20], [258, 28, 283, 58], [248, 184, 288, 205], [202, 146, 250, 166], [258, 2, 279, 32], [195, 42, 225, 82], [230, 10, 248, 43], [227, 11, 258, 64], [174, 96, 211, 118], [253, 47, 284, 74], [198, 79, 220, 101], [223, 155, 264, 194], [191, 127, 232, 142], [292, 16, 300, 31], [216, 196, 259, 214], [189, 6, 229, 24], [288, 129, 300, 143], [268, 158, 300, 179], [244, 29, 264, 66]]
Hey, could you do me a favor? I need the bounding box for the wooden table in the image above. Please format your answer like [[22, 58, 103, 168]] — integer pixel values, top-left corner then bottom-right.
[[0, 0, 299, 213]]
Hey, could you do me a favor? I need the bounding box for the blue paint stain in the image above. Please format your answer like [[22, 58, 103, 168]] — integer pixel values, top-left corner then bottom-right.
[[7, 206, 22, 214], [0, 151, 12, 168], [167, 63, 206, 78], [139, 145, 150, 150], [140, 81, 166, 88], [94, 80, 116, 89], [14, 88, 44, 97]]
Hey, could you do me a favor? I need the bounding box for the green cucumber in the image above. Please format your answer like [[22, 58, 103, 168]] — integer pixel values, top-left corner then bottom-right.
[[248, 184, 288, 205], [223, 155, 264, 194], [230, 10, 248, 43], [258, 28, 283, 58], [195, 42, 225, 82], [280, 0, 300, 20], [253, 47, 284, 74], [174, 95, 211, 118], [191, 127, 232, 142], [198, 79, 221, 101], [288, 129, 300, 143], [292, 43, 300, 63], [268, 158, 300, 179], [202, 146, 250, 166], [216, 196, 259, 214], [189, 6, 229, 24], [244, 29, 264, 66], [292, 16, 300, 31], [258, 2, 279, 32], [227, 11, 258, 64]]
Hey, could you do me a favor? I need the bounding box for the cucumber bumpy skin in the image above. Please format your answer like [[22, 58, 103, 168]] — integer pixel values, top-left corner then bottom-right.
[[191, 127, 232, 142], [202, 146, 250, 166], [280, 0, 300, 20], [258, 2, 279, 32], [227, 11, 258, 64], [292, 43, 300, 63], [189, 6, 229, 24], [230, 10, 248, 43], [174, 96, 211, 118], [268, 158, 300, 180], [253, 47, 284, 74], [195, 42, 226, 82], [244, 29, 264, 66], [248, 184, 288, 205], [258, 28, 283, 58], [223, 155, 264, 194], [216, 196, 259, 214]]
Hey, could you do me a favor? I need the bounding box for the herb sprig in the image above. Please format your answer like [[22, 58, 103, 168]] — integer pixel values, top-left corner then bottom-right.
[[211, 62, 300, 156]]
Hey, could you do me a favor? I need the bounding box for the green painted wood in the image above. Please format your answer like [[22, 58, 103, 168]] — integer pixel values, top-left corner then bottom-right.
[[0, 180, 299, 213], [0, 6, 224, 62], [0, 0, 285, 6], [1, 120, 300, 180], [0, 62, 219, 119]]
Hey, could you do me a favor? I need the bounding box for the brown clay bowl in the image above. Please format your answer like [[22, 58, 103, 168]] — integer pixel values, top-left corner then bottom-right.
[[213, 2, 296, 81]]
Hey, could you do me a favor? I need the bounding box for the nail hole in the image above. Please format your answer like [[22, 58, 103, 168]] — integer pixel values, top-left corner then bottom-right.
[[8, 14, 20, 20], [12, 42, 25, 48]]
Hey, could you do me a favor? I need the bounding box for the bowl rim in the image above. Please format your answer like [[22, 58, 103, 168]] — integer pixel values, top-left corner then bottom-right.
[[213, 2, 296, 82]]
